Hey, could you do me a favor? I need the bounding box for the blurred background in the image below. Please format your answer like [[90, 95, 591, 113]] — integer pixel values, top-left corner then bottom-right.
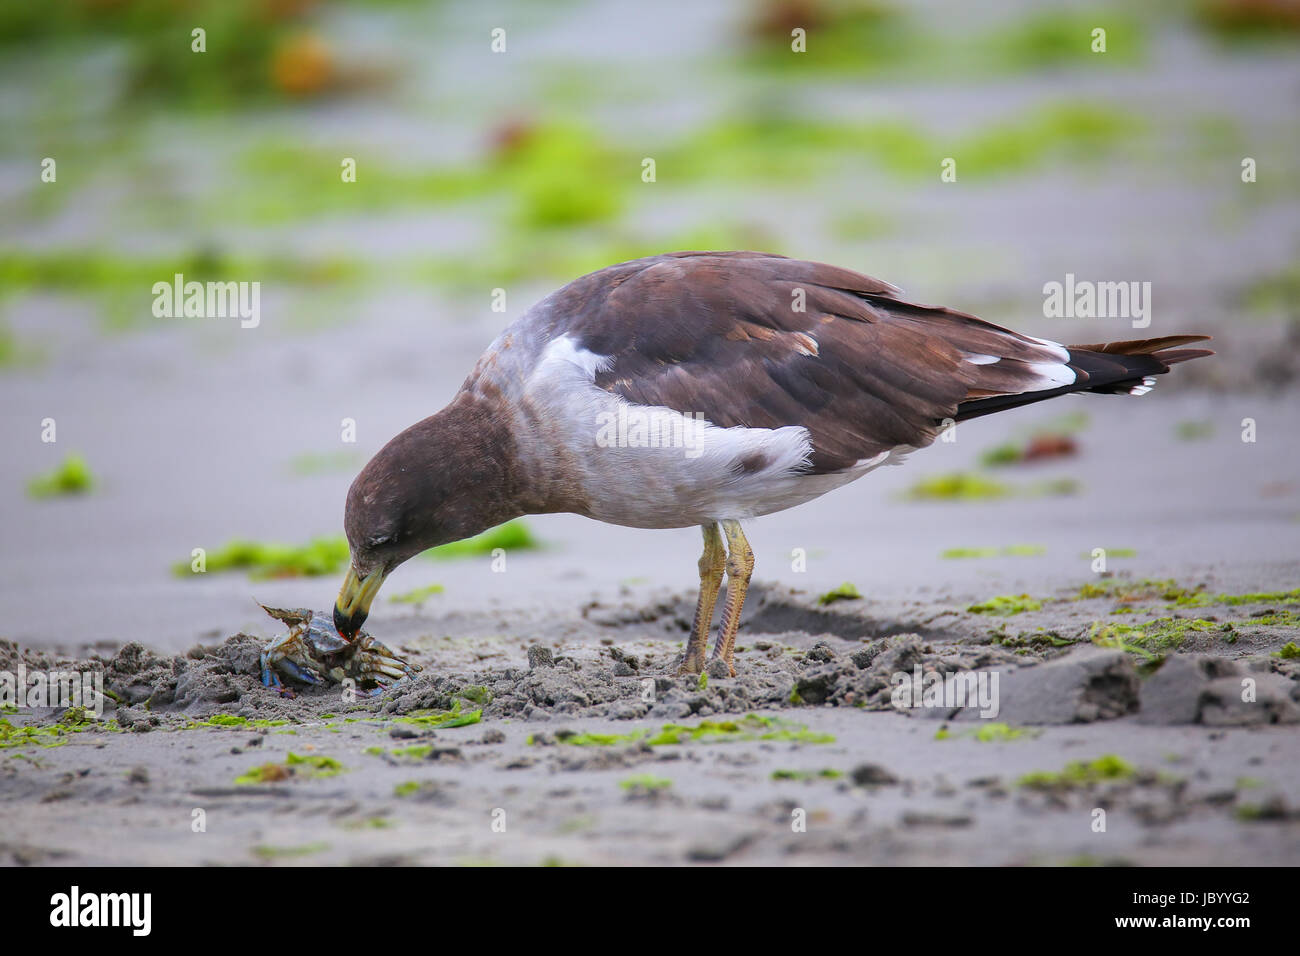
[[1, 0, 1298, 652]]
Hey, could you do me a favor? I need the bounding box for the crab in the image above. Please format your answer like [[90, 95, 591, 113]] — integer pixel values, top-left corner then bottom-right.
[[257, 604, 420, 695]]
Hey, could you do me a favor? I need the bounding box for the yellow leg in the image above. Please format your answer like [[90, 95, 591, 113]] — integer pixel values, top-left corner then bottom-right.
[[710, 519, 754, 677], [678, 523, 726, 675]]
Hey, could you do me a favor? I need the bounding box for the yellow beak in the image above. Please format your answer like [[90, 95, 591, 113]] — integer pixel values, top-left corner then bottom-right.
[[333, 564, 386, 639]]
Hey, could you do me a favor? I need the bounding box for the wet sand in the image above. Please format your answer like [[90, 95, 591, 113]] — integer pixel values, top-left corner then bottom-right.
[[3, 458, 1298, 866]]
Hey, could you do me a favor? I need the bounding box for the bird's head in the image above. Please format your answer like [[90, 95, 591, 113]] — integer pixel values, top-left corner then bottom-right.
[[333, 409, 510, 640], [334, 425, 448, 641]]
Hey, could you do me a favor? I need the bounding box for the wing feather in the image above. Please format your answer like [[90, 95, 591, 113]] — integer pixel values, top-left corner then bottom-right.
[[544, 252, 1135, 472]]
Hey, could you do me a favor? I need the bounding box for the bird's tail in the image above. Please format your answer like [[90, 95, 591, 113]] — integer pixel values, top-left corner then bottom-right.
[[954, 334, 1213, 422]]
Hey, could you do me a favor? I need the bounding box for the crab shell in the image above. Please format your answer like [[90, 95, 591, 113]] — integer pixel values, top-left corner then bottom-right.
[[258, 604, 420, 691]]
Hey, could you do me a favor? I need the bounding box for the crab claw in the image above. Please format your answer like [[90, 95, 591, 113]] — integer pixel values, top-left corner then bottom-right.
[[259, 662, 293, 698], [281, 657, 323, 686], [260, 649, 321, 694]]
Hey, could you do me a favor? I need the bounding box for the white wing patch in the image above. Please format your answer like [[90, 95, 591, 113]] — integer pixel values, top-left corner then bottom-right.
[[966, 340, 1075, 391], [1026, 360, 1077, 389], [1019, 335, 1076, 390], [540, 333, 613, 378]]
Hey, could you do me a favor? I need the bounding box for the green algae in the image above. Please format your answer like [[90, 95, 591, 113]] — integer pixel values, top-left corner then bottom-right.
[[1175, 420, 1215, 441], [495, 122, 626, 230], [393, 703, 482, 730], [935, 722, 1035, 742], [338, 816, 394, 831], [27, 454, 94, 498], [200, 714, 249, 727], [279, 752, 341, 774], [647, 717, 835, 745], [978, 443, 1023, 467], [992, 11, 1145, 70], [743, 3, 1144, 84], [546, 715, 834, 748], [942, 547, 1000, 559], [1090, 617, 1233, 656], [389, 583, 446, 604], [905, 469, 1075, 502], [252, 842, 329, 859], [619, 774, 672, 791], [174, 535, 348, 579], [1019, 754, 1136, 790], [993, 629, 1073, 651], [422, 520, 540, 560], [771, 768, 843, 780], [905, 472, 1012, 501], [287, 450, 363, 476], [817, 582, 862, 605], [1078, 548, 1138, 560], [1, 726, 66, 750], [968, 594, 1043, 616], [228, 140, 493, 224], [234, 118, 622, 237], [0, 321, 18, 368], [1240, 263, 1300, 314], [0, 248, 363, 298], [456, 685, 494, 706], [958, 103, 1137, 177], [1078, 579, 1300, 613], [943, 544, 1045, 559], [547, 729, 640, 747], [1002, 544, 1047, 557], [60, 706, 92, 726], [0, 714, 120, 750], [1076, 578, 1206, 604], [375, 744, 433, 760], [1215, 589, 1300, 607], [1234, 802, 1289, 822], [235, 752, 342, 784], [189, 714, 290, 729]]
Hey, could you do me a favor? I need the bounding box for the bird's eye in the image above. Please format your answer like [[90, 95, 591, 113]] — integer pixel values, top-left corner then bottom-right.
[[368, 533, 393, 547]]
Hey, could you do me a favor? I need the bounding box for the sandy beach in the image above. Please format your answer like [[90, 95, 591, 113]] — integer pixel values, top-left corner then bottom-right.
[[4, 387, 1299, 865]]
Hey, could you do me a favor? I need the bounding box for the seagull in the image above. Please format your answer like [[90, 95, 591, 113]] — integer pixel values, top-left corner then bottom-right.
[[333, 251, 1211, 675]]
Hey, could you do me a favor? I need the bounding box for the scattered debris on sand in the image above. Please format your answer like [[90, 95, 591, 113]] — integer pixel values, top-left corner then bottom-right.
[[3, 580, 1294, 732]]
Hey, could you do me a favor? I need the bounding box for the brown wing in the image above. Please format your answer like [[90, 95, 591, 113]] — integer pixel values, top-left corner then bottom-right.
[[546, 251, 1209, 473]]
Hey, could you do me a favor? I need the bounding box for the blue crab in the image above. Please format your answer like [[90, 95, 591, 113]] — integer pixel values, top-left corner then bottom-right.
[[258, 604, 419, 694]]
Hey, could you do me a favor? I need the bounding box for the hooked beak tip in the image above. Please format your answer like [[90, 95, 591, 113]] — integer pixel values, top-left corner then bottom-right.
[[334, 564, 385, 641], [333, 604, 357, 641]]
